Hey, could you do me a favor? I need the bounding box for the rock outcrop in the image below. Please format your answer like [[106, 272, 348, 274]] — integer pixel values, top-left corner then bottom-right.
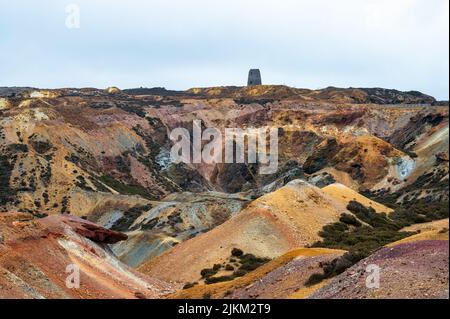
[[138, 181, 389, 284], [0, 84, 448, 299], [0, 213, 174, 299]]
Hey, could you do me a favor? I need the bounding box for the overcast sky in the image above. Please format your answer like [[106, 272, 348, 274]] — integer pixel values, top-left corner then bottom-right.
[[0, 0, 448, 99]]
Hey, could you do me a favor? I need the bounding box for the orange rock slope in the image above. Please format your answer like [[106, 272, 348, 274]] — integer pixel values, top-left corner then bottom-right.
[[138, 181, 392, 284]]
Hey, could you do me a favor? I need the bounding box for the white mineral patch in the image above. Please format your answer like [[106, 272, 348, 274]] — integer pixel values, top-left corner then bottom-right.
[[156, 148, 172, 170], [18, 99, 32, 108], [33, 109, 49, 121], [396, 157, 416, 180], [0, 98, 11, 110], [29, 90, 56, 99]]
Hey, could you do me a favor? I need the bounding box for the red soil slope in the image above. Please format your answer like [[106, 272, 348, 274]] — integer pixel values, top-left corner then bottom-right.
[[0, 213, 173, 299]]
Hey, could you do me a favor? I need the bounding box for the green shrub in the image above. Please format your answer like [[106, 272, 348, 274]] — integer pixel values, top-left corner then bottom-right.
[[233, 269, 247, 278], [183, 282, 198, 289], [111, 204, 152, 232], [346, 201, 398, 230], [231, 248, 244, 257], [99, 175, 151, 199], [238, 254, 271, 271], [309, 201, 417, 285], [305, 273, 327, 286], [306, 251, 368, 287], [199, 249, 271, 285], [390, 201, 449, 227], [0, 154, 17, 206], [205, 275, 235, 285], [200, 268, 218, 279], [225, 264, 235, 271], [339, 213, 362, 227]]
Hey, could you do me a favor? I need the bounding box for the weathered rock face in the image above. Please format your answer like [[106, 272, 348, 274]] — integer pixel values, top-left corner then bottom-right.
[[0, 213, 174, 299], [169, 248, 345, 299], [108, 191, 252, 267], [0, 85, 448, 299], [247, 69, 262, 86], [137, 181, 390, 284], [185, 85, 436, 104], [0, 86, 448, 212]]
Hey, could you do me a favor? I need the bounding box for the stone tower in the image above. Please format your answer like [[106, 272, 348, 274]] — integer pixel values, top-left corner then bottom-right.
[[247, 69, 262, 86]]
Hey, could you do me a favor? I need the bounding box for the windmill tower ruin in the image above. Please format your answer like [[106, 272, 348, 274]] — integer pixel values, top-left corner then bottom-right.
[[247, 69, 262, 86]]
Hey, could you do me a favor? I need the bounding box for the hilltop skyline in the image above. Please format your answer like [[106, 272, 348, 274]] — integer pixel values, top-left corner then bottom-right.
[[0, 0, 448, 99]]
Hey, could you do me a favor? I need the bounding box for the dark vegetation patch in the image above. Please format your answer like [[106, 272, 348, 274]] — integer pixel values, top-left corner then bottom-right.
[[90, 177, 111, 193], [164, 162, 208, 192], [89, 101, 117, 109], [132, 125, 161, 163], [117, 103, 147, 118], [117, 95, 185, 111], [123, 87, 185, 96], [309, 193, 449, 286], [359, 88, 436, 105], [60, 196, 69, 214], [65, 154, 81, 164], [234, 98, 275, 105], [197, 249, 271, 285], [140, 217, 159, 230], [0, 154, 17, 207], [339, 213, 361, 227], [259, 160, 305, 189], [150, 99, 185, 108], [313, 111, 365, 126], [110, 204, 152, 232], [389, 200, 449, 226], [307, 200, 426, 286], [39, 162, 52, 187], [361, 169, 449, 222], [29, 134, 53, 154], [98, 175, 152, 199], [115, 155, 131, 174], [75, 175, 94, 192], [387, 112, 445, 152], [7, 143, 28, 153], [131, 124, 182, 194], [167, 211, 183, 227], [42, 191, 49, 205], [63, 142, 97, 171], [305, 251, 362, 286], [182, 282, 198, 290], [212, 162, 257, 193]]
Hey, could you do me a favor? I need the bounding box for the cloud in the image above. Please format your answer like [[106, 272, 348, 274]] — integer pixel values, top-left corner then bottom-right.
[[0, 0, 448, 99]]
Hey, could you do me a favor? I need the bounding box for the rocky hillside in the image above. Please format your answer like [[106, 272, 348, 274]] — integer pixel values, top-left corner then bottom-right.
[[138, 181, 392, 284], [0, 213, 173, 298], [0, 85, 448, 299]]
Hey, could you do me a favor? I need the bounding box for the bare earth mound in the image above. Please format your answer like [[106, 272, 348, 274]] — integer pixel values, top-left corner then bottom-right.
[[311, 240, 449, 299], [227, 249, 344, 299]]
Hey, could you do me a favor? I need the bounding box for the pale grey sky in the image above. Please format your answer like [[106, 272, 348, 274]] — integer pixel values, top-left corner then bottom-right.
[[0, 0, 448, 99]]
